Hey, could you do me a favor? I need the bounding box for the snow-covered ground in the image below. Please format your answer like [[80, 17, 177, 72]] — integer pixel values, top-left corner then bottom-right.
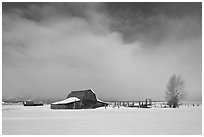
[[2, 104, 202, 135]]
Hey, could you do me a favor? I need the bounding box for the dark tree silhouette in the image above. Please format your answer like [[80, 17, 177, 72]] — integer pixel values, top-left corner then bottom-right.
[[165, 74, 187, 108]]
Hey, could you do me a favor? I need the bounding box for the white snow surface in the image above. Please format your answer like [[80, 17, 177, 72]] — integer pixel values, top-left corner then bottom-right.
[[2, 104, 202, 135], [51, 97, 80, 104]]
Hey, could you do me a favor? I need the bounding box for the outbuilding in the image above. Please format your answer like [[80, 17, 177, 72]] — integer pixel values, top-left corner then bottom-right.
[[51, 89, 108, 109], [23, 100, 43, 106]]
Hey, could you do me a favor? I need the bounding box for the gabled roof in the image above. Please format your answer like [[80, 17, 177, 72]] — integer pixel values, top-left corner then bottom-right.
[[67, 89, 97, 100]]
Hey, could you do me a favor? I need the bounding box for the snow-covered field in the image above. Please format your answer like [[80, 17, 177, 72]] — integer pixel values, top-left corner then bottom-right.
[[2, 104, 202, 135]]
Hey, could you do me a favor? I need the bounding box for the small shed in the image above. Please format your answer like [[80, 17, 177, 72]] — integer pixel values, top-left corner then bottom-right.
[[51, 89, 108, 109], [23, 100, 43, 106]]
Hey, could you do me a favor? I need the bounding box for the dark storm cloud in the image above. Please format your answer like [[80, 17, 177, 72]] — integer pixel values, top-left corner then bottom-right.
[[107, 2, 201, 44], [3, 2, 105, 22], [2, 2, 202, 101], [3, 2, 201, 44]]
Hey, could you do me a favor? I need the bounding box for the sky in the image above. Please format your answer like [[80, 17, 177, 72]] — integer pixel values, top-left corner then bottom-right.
[[2, 2, 202, 101]]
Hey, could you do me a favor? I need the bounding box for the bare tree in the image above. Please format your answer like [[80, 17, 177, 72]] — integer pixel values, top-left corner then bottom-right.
[[165, 74, 187, 108]]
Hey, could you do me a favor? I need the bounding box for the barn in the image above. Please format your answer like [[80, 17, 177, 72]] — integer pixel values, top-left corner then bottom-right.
[[51, 89, 108, 109]]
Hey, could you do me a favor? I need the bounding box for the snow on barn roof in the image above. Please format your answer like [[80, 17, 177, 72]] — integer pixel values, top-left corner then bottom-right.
[[96, 98, 106, 103], [51, 97, 80, 105]]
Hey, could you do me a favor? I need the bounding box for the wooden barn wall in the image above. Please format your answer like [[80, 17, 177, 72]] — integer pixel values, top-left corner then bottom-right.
[[83, 91, 97, 101]]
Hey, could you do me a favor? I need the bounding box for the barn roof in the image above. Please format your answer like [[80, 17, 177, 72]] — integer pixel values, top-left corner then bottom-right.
[[51, 97, 80, 105], [67, 89, 97, 100], [70, 89, 95, 94]]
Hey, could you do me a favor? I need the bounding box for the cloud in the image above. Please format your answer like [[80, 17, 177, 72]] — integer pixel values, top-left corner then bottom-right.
[[2, 3, 202, 101]]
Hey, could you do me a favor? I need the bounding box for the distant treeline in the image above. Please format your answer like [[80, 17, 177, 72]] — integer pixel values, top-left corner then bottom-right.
[[2, 97, 64, 104]]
